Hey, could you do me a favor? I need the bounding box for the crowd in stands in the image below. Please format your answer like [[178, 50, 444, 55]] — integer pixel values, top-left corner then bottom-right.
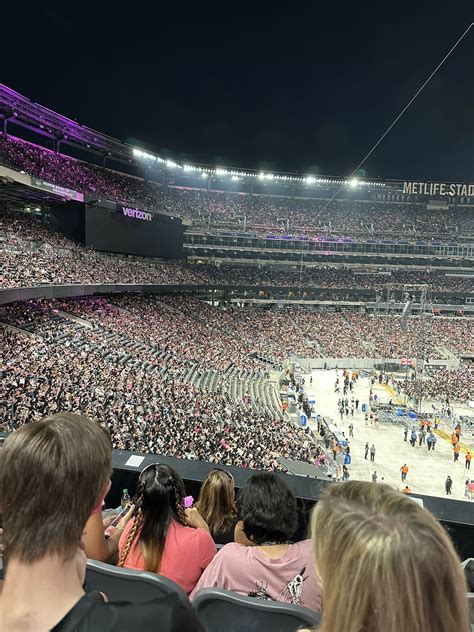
[[212, 264, 474, 292], [0, 132, 168, 212], [1, 210, 210, 288], [291, 309, 474, 363], [2, 289, 472, 367], [2, 210, 473, 294], [1, 412, 470, 631], [203, 190, 474, 237], [2, 132, 474, 238], [401, 367, 473, 403], [0, 299, 321, 470]]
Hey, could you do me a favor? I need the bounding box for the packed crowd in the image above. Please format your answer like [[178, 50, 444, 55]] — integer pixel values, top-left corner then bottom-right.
[[291, 310, 474, 362], [212, 265, 474, 292], [2, 210, 472, 293], [0, 132, 167, 211], [0, 299, 319, 470], [203, 191, 474, 237], [401, 367, 473, 403], [2, 133, 474, 238], [0, 211, 213, 288]]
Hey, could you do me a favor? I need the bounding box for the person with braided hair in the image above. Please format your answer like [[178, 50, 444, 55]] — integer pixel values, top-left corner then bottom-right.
[[118, 463, 216, 594]]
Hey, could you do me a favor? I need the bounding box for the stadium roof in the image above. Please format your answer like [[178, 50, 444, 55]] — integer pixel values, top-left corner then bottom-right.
[[0, 84, 388, 188]]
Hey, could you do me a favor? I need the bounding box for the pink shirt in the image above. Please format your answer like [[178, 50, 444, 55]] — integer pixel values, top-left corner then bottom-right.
[[118, 518, 216, 594], [190, 540, 322, 613]]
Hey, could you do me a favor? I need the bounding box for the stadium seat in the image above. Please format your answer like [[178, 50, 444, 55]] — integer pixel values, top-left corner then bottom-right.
[[85, 559, 189, 605], [462, 559, 474, 629], [192, 588, 321, 632], [462, 558, 474, 592]]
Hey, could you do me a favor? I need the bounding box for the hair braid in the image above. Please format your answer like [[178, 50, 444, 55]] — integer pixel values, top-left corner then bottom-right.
[[118, 485, 144, 567], [175, 490, 186, 525]]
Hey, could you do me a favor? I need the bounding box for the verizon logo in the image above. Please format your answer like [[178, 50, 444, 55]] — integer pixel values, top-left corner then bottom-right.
[[122, 206, 152, 221]]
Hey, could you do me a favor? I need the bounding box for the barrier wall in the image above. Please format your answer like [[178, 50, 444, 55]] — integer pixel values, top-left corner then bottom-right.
[[0, 283, 215, 305], [293, 356, 461, 370], [0, 429, 472, 556], [110, 448, 474, 560]]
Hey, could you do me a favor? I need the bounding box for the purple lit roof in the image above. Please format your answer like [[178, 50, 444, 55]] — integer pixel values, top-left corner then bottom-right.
[[0, 84, 133, 161]]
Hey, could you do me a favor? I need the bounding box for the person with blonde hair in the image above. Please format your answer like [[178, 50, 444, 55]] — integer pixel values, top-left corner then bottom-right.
[[194, 468, 237, 544], [308, 481, 470, 632]]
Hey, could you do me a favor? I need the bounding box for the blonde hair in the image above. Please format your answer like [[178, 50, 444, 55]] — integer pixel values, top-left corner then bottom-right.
[[311, 481, 469, 632], [195, 469, 236, 538]]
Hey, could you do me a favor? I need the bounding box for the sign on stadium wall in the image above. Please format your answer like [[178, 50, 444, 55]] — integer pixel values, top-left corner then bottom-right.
[[31, 177, 84, 202], [403, 181, 474, 197], [116, 203, 152, 221]]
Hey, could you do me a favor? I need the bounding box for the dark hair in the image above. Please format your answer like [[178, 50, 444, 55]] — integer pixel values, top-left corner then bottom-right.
[[118, 463, 186, 571], [236, 472, 297, 545]]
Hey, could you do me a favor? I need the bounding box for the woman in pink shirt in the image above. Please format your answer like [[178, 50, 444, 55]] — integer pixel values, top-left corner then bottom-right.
[[191, 472, 322, 613], [118, 463, 216, 594]]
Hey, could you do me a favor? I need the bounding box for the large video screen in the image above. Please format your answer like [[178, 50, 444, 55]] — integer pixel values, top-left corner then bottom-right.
[[85, 204, 183, 258]]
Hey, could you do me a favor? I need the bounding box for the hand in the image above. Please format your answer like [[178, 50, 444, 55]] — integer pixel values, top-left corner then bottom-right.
[[116, 504, 135, 531], [185, 507, 209, 531], [103, 516, 115, 530], [234, 520, 253, 546]]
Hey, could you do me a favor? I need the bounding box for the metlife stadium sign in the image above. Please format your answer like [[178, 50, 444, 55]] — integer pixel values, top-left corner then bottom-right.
[[402, 181, 474, 197]]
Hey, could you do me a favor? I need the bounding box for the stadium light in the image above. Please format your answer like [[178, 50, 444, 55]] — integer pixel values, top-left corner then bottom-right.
[[131, 147, 387, 187]]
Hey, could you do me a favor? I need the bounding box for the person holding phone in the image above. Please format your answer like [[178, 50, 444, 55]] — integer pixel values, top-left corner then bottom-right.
[[118, 463, 216, 594], [82, 482, 134, 563]]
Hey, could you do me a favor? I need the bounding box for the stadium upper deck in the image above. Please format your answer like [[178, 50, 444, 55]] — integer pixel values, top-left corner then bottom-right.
[[1, 84, 473, 244]]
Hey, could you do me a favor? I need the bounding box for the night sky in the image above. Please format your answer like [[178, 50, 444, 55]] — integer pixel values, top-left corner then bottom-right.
[[3, 4, 473, 181]]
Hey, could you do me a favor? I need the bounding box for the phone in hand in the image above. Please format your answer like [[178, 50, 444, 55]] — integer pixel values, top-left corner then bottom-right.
[[183, 495, 194, 508], [105, 504, 130, 538]]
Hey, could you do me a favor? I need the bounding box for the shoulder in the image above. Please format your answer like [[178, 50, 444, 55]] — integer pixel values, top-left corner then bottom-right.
[[289, 539, 314, 558], [173, 522, 214, 545], [54, 592, 201, 632], [217, 542, 248, 557], [171, 523, 216, 559], [202, 542, 246, 567]]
